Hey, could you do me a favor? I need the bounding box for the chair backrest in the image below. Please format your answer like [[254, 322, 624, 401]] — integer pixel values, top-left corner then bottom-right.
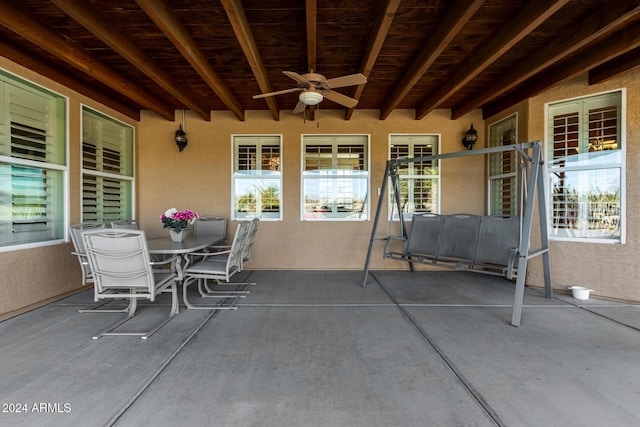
[[193, 216, 227, 237], [475, 215, 520, 265], [241, 218, 259, 265], [406, 213, 443, 256], [438, 214, 481, 260], [226, 221, 251, 273], [69, 223, 105, 284], [111, 220, 139, 230], [82, 230, 156, 296]]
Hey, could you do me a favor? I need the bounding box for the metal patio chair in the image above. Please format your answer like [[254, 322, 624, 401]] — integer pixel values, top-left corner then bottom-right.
[[69, 222, 105, 287], [240, 218, 259, 270], [182, 221, 255, 310], [82, 229, 179, 339], [70, 223, 134, 314], [193, 215, 227, 238]]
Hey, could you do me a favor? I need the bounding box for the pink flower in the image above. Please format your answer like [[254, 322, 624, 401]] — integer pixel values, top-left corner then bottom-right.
[[160, 208, 199, 231]]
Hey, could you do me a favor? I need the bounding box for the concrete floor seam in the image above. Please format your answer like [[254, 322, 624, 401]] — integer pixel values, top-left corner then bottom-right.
[[108, 271, 255, 426], [369, 270, 505, 427]]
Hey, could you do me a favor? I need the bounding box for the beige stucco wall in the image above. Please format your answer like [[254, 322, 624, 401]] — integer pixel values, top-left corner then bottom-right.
[[0, 57, 137, 316], [136, 108, 485, 271], [487, 69, 640, 302]]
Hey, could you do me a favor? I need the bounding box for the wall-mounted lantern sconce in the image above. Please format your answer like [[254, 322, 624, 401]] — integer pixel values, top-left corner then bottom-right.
[[462, 123, 478, 150], [174, 110, 188, 152]]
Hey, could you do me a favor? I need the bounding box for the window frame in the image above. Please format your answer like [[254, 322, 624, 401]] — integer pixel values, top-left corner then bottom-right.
[[231, 134, 283, 221], [301, 134, 370, 221], [487, 115, 518, 216], [545, 89, 626, 244], [0, 69, 68, 253], [81, 105, 135, 225], [388, 134, 441, 220]]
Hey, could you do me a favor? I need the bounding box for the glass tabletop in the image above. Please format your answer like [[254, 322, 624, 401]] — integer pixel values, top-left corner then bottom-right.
[[146, 233, 225, 254]]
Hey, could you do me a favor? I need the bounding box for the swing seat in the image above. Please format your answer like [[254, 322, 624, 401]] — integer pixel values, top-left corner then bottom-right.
[[385, 213, 520, 279]]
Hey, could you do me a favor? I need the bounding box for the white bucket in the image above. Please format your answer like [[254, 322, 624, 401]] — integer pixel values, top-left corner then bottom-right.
[[569, 286, 594, 300]]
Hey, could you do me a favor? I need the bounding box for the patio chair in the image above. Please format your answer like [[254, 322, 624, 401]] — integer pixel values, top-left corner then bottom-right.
[[200, 218, 258, 271], [182, 221, 255, 310], [71, 223, 133, 314], [193, 215, 227, 238], [198, 218, 257, 296], [191, 216, 227, 258], [69, 222, 105, 286], [82, 229, 179, 339], [241, 218, 259, 269]]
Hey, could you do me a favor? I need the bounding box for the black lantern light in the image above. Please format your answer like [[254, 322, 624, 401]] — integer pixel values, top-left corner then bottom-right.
[[174, 110, 188, 152], [462, 123, 478, 150]]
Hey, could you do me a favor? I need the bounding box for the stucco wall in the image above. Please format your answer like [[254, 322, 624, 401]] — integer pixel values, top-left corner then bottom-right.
[[136, 108, 486, 271], [0, 57, 137, 316], [488, 69, 640, 302]]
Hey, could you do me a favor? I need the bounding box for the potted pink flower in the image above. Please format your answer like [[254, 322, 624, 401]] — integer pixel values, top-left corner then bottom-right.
[[160, 208, 199, 241]]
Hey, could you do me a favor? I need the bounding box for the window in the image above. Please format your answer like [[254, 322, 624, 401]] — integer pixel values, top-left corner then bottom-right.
[[389, 135, 440, 218], [232, 135, 281, 220], [488, 116, 517, 215], [82, 107, 134, 224], [546, 91, 624, 242], [0, 71, 66, 250], [302, 135, 369, 220]]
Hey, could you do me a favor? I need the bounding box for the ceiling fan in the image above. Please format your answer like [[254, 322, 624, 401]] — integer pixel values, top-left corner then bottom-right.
[[253, 71, 367, 113]]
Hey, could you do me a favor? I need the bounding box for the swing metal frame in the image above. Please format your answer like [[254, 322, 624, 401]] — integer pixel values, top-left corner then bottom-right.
[[361, 141, 552, 326]]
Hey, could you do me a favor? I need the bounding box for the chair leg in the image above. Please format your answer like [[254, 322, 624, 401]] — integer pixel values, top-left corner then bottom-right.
[[183, 277, 240, 310], [198, 278, 248, 298], [92, 285, 178, 340], [202, 279, 253, 295]]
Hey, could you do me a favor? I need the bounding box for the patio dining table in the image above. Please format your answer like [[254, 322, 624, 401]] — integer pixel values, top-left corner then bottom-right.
[[147, 233, 225, 281]]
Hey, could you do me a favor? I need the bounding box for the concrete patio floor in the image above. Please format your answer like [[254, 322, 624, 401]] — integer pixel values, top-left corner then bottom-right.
[[1, 270, 639, 427]]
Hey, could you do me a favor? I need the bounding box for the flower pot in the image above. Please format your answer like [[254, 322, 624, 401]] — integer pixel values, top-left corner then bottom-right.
[[169, 228, 187, 242]]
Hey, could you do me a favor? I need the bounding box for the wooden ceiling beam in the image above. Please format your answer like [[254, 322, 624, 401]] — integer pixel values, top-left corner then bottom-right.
[[306, 0, 317, 73], [0, 2, 174, 120], [589, 46, 640, 85], [304, 0, 317, 120], [136, 0, 245, 121], [451, 0, 640, 120], [345, 0, 400, 121], [221, 0, 279, 121], [379, 0, 483, 120], [0, 37, 140, 121], [415, 0, 570, 120], [483, 24, 640, 119], [50, 0, 210, 121]]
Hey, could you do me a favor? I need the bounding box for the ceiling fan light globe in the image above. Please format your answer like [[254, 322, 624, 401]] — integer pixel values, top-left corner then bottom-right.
[[299, 91, 323, 105]]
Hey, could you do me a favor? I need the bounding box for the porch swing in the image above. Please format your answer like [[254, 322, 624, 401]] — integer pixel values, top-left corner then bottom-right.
[[361, 141, 552, 326]]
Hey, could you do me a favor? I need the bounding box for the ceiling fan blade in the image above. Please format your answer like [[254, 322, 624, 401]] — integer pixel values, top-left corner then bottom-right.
[[324, 73, 367, 89], [283, 71, 311, 86], [293, 100, 307, 114], [322, 90, 359, 108], [253, 87, 303, 99]]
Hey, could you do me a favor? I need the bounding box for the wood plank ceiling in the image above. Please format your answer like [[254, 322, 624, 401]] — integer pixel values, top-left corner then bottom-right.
[[0, 0, 639, 122]]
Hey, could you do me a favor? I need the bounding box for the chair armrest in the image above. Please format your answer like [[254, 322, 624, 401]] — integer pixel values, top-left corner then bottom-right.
[[150, 255, 180, 268], [71, 251, 89, 264], [208, 244, 231, 249], [188, 249, 231, 261], [187, 246, 231, 259]]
